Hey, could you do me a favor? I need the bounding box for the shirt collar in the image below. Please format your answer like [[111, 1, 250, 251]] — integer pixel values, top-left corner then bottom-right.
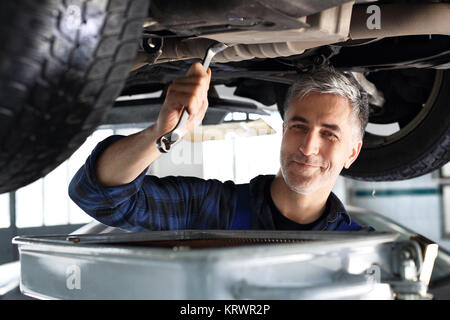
[[248, 175, 351, 230]]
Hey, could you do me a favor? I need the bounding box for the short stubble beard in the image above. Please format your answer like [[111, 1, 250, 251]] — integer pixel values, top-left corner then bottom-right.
[[279, 152, 327, 195]]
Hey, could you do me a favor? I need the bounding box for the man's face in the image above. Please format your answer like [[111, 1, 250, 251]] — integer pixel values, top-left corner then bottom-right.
[[280, 92, 362, 194]]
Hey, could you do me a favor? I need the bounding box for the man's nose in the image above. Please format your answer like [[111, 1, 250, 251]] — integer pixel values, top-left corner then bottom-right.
[[299, 131, 320, 156]]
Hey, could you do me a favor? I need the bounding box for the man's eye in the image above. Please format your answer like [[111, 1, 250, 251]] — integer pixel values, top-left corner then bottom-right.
[[323, 131, 337, 140], [292, 124, 307, 130]]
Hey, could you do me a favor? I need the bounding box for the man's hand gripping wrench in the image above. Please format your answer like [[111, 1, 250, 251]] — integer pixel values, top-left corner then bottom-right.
[[156, 42, 228, 153]]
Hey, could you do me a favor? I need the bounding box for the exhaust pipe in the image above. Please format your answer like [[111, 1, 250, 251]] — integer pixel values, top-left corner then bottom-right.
[[131, 3, 450, 71]]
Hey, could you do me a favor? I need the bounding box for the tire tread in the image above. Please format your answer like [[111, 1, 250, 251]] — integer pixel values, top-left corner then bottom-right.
[[0, 0, 148, 192]]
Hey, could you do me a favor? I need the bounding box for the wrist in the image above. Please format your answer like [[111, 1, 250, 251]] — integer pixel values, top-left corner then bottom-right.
[[142, 124, 171, 155], [142, 123, 161, 140]]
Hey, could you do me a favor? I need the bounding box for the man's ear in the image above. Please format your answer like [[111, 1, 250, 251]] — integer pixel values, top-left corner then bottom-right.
[[282, 121, 287, 135], [344, 140, 362, 169]]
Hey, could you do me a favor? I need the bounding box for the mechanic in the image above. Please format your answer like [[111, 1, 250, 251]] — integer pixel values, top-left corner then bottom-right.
[[68, 62, 373, 231]]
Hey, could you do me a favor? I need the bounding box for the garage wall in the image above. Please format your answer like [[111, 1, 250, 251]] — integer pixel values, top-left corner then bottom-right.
[[153, 139, 205, 179], [348, 172, 450, 252]]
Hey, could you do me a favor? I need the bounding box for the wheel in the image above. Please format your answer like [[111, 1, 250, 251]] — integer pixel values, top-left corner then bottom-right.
[[0, 0, 148, 193], [342, 68, 450, 181]]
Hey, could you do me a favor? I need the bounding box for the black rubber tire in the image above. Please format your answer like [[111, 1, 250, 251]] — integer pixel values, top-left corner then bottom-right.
[[341, 69, 450, 181], [0, 0, 148, 193]]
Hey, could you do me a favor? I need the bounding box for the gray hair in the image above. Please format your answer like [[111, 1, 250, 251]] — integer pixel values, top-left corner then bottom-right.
[[284, 67, 369, 140]]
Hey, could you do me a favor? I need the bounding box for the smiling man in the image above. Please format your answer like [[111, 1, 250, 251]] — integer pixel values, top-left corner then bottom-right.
[[271, 72, 369, 229], [69, 64, 373, 231]]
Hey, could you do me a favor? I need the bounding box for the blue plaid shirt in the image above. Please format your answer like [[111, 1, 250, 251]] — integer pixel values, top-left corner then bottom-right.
[[68, 135, 370, 232]]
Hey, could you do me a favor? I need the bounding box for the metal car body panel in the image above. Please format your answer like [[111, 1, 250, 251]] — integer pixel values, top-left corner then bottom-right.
[[13, 229, 433, 300]]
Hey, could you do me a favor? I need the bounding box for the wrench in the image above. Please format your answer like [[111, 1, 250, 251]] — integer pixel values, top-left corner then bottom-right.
[[156, 42, 228, 153]]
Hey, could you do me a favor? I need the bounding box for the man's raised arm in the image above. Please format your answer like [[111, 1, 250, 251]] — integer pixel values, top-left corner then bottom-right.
[[95, 62, 211, 187]]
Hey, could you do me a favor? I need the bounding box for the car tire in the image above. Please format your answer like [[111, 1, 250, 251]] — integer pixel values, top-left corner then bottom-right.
[[342, 69, 450, 181], [0, 0, 148, 193]]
